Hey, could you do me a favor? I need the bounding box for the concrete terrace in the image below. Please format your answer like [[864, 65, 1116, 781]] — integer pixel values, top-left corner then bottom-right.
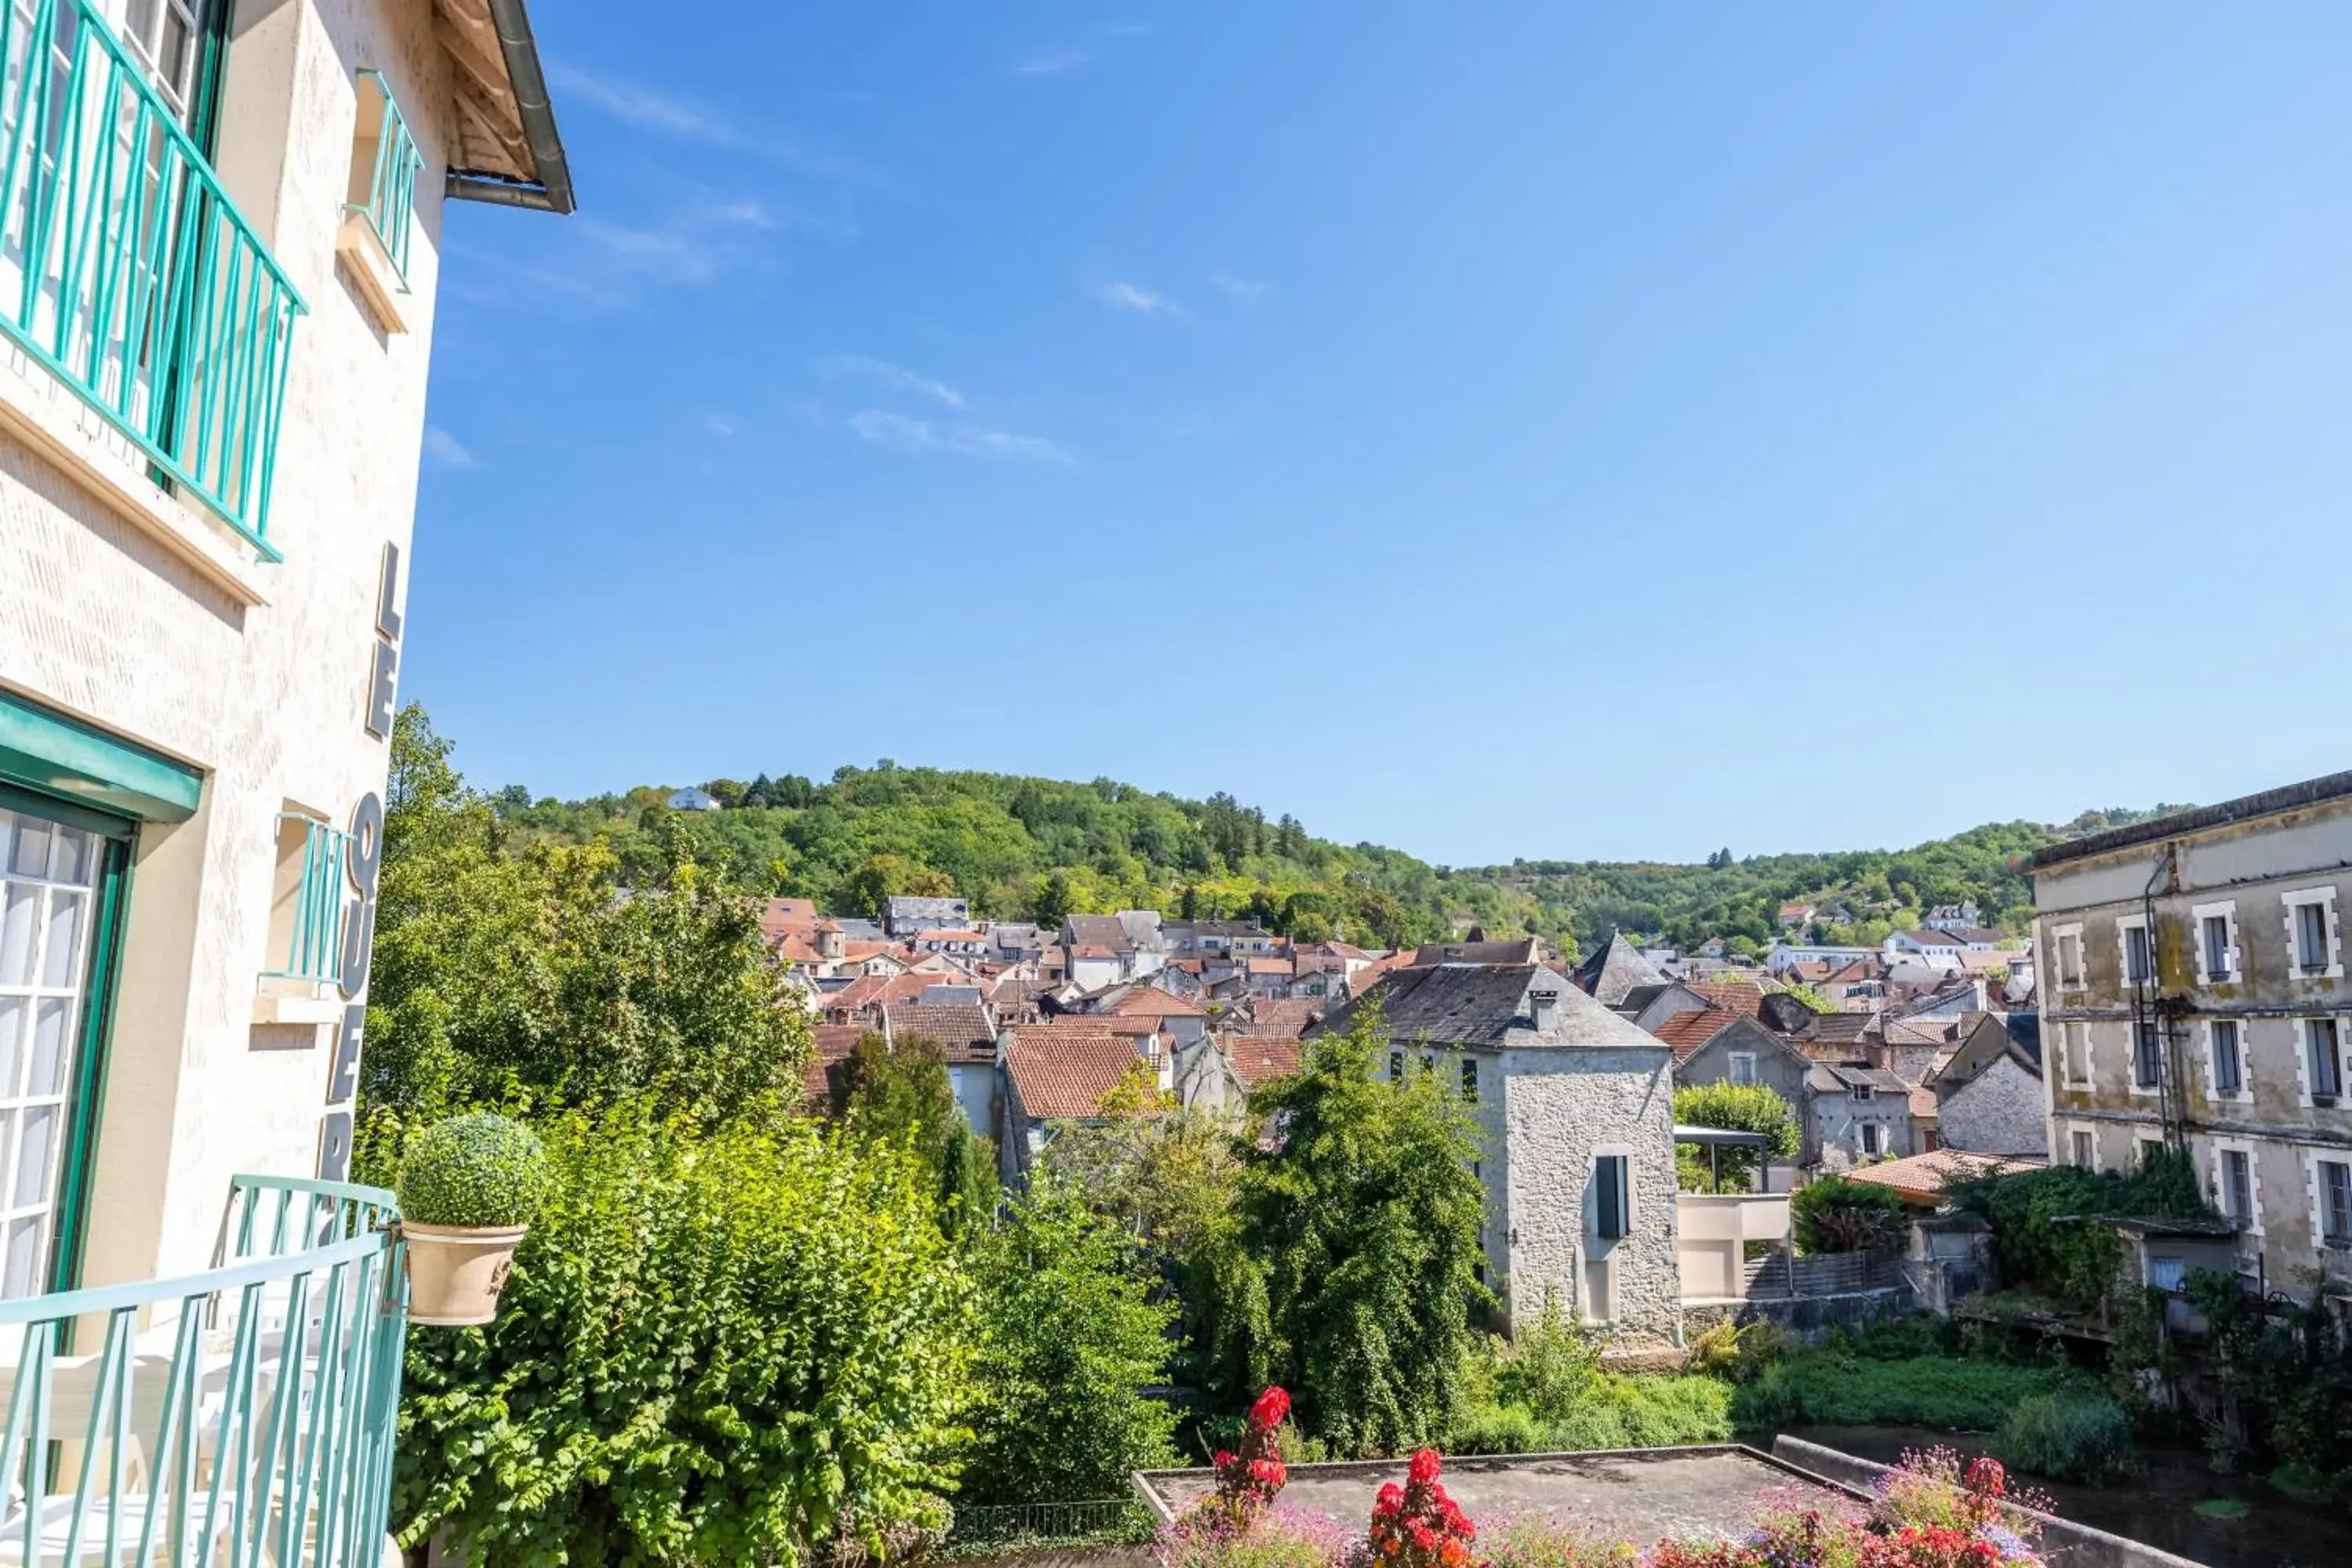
[[1138, 1446, 1851, 1544]]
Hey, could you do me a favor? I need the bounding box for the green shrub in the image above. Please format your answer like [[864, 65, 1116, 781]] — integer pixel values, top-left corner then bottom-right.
[[960, 1185, 1178, 1502], [1791, 1177, 1908, 1254], [395, 1112, 547, 1229], [390, 1099, 975, 1564], [1447, 1375, 1732, 1454], [1947, 1148, 2212, 1310], [1997, 1391, 2135, 1482], [1730, 1350, 2062, 1431]]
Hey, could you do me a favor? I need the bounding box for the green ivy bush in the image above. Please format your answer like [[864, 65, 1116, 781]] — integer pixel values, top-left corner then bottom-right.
[[1947, 1149, 2211, 1311], [1730, 1350, 2065, 1432], [387, 1098, 974, 1565], [395, 1112, 547, 1229]]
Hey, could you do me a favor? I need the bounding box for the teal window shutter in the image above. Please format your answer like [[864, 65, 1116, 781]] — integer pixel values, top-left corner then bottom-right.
[[0, 691, 201, 823]]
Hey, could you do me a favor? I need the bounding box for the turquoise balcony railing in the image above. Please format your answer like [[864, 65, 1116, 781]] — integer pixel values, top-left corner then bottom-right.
[[265, 816, 349, 985], [0, 1175, 407, 1567], [0, 1, 307, 557], [347, 71, 419, 287]]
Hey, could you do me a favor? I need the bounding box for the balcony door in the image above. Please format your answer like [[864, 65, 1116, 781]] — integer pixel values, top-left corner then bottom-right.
[[117, 0, 228, 142], [0, 790, 128, 1299]]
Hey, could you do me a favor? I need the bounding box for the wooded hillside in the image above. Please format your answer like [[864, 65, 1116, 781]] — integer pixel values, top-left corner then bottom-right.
[[491, 760, 2180, 956]]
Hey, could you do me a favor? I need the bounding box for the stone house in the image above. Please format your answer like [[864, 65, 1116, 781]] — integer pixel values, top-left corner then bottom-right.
[[1934, 1013, 2045, 1156], [886, 895, 971, 936], [1809, 1062, 1917, 1163], [2031, 774, 2352, 1308], [1671, 1017, 1817, 1166], [1317, 962, 1682, 1348]]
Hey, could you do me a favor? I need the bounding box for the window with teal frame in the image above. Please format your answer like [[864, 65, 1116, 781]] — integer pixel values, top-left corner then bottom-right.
[[346, 68, 421, 286], [264, 812, 348, 984]]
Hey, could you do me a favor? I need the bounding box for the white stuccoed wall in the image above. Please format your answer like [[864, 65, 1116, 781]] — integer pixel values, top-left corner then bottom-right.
[[0, 0, 465, 1289]]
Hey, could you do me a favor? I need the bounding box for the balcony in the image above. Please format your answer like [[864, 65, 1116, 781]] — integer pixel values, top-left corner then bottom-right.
[[0, 1176, 405, 1566], [0, 0, 305, 558]]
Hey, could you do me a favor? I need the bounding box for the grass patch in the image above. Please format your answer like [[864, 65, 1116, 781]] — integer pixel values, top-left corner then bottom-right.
[[1450, 1374, 1733, 1454], [2192, 1499, 2250, 1520], [1731, 1349, 2067, 1432], [1994, 1391, 2135, 1483]]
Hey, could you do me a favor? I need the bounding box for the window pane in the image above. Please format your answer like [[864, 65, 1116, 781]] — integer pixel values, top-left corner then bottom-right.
[[0, 998, 21, 1094], [27, 1000, 69, 1098], [2, 1218, 38, 1298], [0, 884, 34, 986], [7, 820, 49, 880], [45, 826, 90, 887], [40, 889, 84, 988], [13, 1104, 54, 1210]]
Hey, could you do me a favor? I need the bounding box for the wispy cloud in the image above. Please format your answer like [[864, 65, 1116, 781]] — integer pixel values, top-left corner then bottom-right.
[[546, 63, 886, 187], [704, 413, 739, 439], [1210, 269, 1265, 303], [1011, 47, 1094, 76], [847, 409, 1073, 466], [423, 428, 478, 469], [1094, 281, 1184, 318], [824, 355, 967, 411]]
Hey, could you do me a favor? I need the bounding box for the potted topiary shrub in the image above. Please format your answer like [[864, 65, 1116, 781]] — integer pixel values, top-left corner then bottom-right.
[[395, 1112, 548, 1326]]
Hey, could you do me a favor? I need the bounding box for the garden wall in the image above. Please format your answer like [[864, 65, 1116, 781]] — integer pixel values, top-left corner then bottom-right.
[[1769, 1437, 2202, 1568]]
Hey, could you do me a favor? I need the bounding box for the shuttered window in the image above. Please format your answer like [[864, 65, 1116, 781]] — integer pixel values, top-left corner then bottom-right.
[[1593, 1153, 1630, 1240]]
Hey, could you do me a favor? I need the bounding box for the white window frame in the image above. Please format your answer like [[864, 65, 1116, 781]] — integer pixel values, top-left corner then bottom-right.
[[2047, 922, 2085, 994], [2192, 901, 2242, 989], [2117, 914, 2154, 990], [2281, 887, 2344, 981], [2201, 1018, 2251, 1107], [2210, 1138, 2262, 1236], [1727, 1051, 1757, 1087], [2129, 1018, 2163, 1099], [2064, 1120, 2100, 1171], [2296, 1015, 2346, 1109], [2304, 1149, 2352, 1250], [1860, 1122, 1886, 1158], [2056, 1019, 2092, 1091]]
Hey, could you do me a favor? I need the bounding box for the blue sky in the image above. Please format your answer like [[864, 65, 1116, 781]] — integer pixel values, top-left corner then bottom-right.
[[406, 4, 2352, 866]]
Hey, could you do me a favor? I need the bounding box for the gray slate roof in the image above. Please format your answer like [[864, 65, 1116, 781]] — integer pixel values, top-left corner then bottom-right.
[[1573, 934, 1668, 1007], [1320, 963, 1668, 1052]]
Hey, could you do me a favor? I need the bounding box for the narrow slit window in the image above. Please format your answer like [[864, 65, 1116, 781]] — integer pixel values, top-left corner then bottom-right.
[[2212, 1021, 2242, 1097]]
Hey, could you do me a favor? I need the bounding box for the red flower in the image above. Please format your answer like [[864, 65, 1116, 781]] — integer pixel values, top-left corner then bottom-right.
[[1407, 1448, 1442, 1486], [1965, 1457, 2006, 1499], [1212, 1450, 1236, 1471], [1375, 1483, 1403, 1515], [1249, 1386, 1293, 1430]]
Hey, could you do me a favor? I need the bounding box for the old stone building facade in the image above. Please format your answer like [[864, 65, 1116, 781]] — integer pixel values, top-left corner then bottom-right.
[[1319, 961, 1682, 1347], [2031, 775, 2352, 1307]]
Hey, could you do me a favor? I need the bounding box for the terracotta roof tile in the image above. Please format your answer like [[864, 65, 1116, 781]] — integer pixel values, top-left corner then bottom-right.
[[1651, 1007, 1742, 1059], [802, 1023, 870, 1105], [1105, 987, 1206, 1018], [1004, 1029, 1150, 1120], [1230, 1036, 1302, 1084], [884, 1001, 997, 1058]]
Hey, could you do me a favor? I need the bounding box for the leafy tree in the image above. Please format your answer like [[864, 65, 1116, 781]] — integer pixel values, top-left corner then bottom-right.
[[833, 1031, 956, 1154], [379, 1100, 974, 1564], [937, 1118, 1000, 1237], [961, 1186, 1178, 1502], [1671, 1083, 1800, 1192], [1228, 1001, 1490, 1455], [367, 706, 809, 1125], [1029, 869, 1076, 930]]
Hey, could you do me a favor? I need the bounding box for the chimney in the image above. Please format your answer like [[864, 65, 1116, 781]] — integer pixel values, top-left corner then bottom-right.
[[1529, 985, 1561, 1033]]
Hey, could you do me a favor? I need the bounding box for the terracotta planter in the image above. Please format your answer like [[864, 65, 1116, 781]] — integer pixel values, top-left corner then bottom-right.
[[402, 1221, 528, 1326]]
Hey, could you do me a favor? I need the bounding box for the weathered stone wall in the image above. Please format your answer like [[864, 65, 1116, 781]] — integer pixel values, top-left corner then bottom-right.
[[1501, 1046, 1681, 1347], [1939, 1057, 2046, 1156]]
